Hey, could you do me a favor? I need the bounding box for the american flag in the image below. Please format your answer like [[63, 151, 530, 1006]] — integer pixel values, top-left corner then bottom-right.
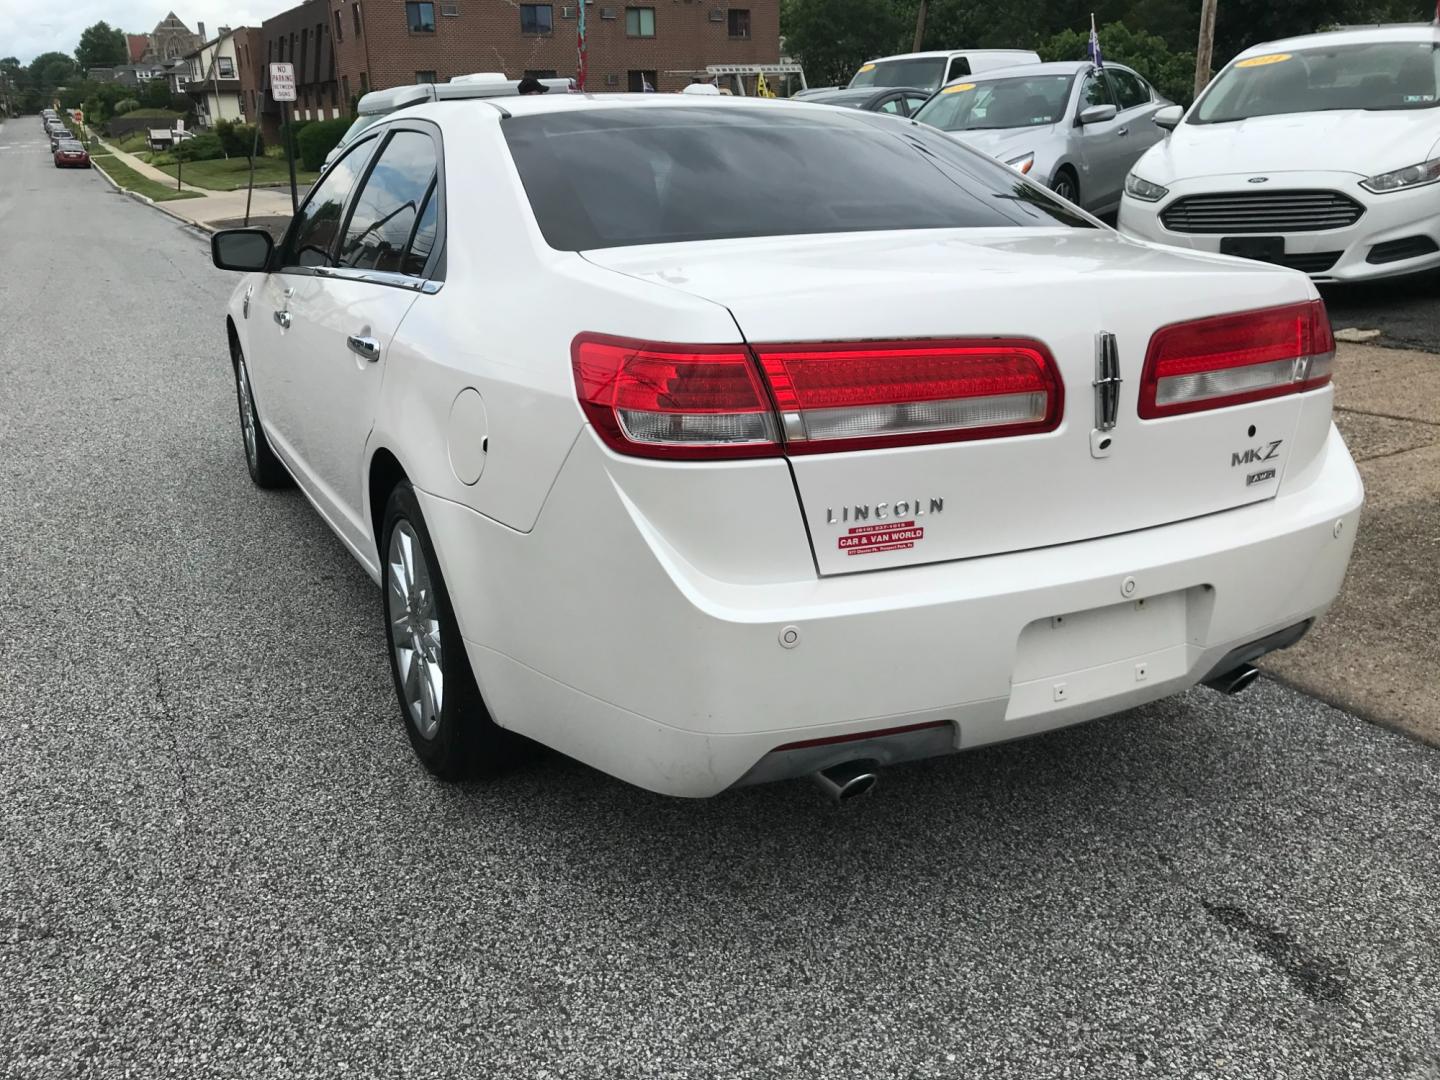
[[576, 0, 588, 91], [1088, 13, 1104, 70]]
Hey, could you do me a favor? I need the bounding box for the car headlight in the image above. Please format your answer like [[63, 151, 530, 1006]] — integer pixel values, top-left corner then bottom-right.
[[1005, 152, 1035, 175], [1124, 172, 1168, 202], [1360, 157, 1440, 194]]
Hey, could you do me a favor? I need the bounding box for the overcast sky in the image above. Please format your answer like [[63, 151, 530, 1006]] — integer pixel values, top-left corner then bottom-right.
[[0, 0, 296, 64]]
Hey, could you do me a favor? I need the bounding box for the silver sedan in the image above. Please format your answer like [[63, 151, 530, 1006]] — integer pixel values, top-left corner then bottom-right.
[[912, 60, 1171, 215]]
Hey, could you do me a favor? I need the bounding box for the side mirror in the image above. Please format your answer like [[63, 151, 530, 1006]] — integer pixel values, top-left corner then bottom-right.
[[1078, 103, 1118, 125], [212, 228, 273, 272], [1154, 104, 1184, 131]]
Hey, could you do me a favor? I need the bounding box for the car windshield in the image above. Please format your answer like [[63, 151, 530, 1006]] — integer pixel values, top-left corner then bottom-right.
[[1193, 40, 1440, 123], [914, 74, 1075, 131], [850, 57, 947, 90], [503, 107, 1093, 251]]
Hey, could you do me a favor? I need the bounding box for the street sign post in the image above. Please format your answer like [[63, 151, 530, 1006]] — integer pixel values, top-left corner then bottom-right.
[[269, 62, 299, 213], [175, 119, 185, 191]]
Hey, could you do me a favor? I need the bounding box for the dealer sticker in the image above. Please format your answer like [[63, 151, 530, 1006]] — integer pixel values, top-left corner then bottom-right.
[[838, 520, 924, 556], [1237, 53, 1292, 68]]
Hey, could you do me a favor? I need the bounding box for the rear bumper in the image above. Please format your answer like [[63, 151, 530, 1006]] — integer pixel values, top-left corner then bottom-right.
[[421, 424, 1362, 797], [1118, 173, 1440, 282]]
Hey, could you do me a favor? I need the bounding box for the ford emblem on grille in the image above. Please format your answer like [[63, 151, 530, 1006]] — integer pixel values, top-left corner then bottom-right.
[[1248, 176, 1270, 183]]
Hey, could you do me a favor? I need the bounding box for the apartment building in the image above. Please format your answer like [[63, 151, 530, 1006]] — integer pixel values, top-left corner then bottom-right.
[[252, 0, 778, 136]]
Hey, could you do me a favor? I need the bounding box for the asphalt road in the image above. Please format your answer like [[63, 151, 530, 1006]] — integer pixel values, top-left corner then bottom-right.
[[3, 116, 1440, 1079], [1323, 270, 1440, 354]]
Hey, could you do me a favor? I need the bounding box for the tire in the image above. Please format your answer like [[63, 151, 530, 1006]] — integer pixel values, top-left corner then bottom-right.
[[230, 338, 290, 489], [381, 481, 517, 780], [1051, 168, 1080, 206]]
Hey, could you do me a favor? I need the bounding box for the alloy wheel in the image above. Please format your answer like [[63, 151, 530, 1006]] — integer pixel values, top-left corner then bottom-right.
[[236, 358, 258, 469], [388, 521, 445, 740]]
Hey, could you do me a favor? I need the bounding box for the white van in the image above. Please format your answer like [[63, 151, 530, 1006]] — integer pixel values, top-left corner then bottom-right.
[[848, 50, 1041, 93]]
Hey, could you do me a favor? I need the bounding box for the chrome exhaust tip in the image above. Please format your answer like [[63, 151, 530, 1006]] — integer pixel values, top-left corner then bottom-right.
[[1203, 663, 1260, 696], [812, 760, 880, 803]]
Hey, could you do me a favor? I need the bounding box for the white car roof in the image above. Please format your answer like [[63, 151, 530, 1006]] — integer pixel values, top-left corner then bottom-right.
[[863, 49, 1040, 63], [1234, 22, 1440, 59], [415, 92, 816, 121]]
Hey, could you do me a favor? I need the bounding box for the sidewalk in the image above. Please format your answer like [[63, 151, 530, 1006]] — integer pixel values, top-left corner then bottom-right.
[[96, 139, 296, 231]]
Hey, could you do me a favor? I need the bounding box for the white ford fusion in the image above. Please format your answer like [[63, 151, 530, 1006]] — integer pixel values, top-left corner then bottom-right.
[[1120, 25, 1440, 281], [210, 94, 1361, 800]]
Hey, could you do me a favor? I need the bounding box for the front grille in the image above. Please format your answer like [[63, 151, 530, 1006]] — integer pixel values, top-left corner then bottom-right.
[[1161, 190, 1365, 234], [1367, 235, 1439, 265]]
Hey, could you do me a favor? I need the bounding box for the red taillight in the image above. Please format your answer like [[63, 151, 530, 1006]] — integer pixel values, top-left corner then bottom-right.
[[753, 338, 1061, 453], [573, 334, 1062, 459], [571, 333, 780, 460], [1139, 300, 1334, 419]]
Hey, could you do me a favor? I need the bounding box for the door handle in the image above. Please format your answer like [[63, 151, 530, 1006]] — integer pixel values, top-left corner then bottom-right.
[[347, 335, 381, 362], [1118, 126, 1129, 136], [273, 310, 291, 329]]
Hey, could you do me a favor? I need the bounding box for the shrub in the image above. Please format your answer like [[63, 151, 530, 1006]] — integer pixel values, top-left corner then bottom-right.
[[215, 118, 264, 159], [113, 98, 140, 115], [295, 117, 352, 171], [173, 132, 224, 162]]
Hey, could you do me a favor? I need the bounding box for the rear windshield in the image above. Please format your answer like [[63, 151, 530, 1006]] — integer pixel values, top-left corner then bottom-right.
[[1194, 41, 1440, 123], [503, 107, 1094, 251], [850, 58, 947, 90], [915, 74, 1075, 130]]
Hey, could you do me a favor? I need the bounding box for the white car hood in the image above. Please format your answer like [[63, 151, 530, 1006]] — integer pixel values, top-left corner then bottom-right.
[[949, 124, 1058, 161], [1135, 109, 1438, 183]]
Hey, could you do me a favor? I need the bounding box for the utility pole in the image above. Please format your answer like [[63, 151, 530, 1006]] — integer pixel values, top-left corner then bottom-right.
[[912, 0, 928, 53], [1194, 0, 1218, 100]]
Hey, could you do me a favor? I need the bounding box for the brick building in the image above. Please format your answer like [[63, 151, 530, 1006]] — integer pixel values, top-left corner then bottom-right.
[[251, 0, 778, 136]]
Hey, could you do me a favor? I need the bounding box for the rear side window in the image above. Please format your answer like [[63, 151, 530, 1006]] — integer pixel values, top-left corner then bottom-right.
[[946, 57, 971, 81], [503, 107, 1094, 251], [338, 129, 440, 274], [280, 138, 375, 267], [1109, 69, 1151, 109]]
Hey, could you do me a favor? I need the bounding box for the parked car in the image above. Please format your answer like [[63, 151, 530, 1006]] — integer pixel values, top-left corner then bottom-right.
[[912, 61, 1170, 213], [53, 139, 91, 169], [48, 128, 74, 152], [208, 94, 1360, 800], [792, 85, 932, 117], [1119, 25, 1440, 281], [849, 50, 1041, 93]]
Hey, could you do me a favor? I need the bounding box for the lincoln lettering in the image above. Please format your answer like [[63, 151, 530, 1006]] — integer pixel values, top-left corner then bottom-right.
[[827, 498, 944, 525]]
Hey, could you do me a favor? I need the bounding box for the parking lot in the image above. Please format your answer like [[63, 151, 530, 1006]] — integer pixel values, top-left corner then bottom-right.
[[3, 116, 1440, 1079]]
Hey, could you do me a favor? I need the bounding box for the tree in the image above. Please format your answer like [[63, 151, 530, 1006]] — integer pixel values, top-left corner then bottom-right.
[[781, 0, 913, 88], [76, 22, 128, 73], [28, 52, 79, 92], [1038, 21, 1197, 104], [141, 79, 175, 110]]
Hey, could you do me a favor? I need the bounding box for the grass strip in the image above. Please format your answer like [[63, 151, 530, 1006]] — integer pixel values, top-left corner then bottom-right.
[[91, 154, 204, 202]]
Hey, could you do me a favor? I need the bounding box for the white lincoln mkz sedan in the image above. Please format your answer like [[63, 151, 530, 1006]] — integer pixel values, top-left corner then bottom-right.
[[212, 94, 1362, 800], [1120, 25, 1440, 281]]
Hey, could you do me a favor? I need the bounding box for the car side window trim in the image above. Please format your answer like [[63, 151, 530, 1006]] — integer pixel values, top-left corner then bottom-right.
[[273, 133, 382, 275], [330, 119, 447, 291]]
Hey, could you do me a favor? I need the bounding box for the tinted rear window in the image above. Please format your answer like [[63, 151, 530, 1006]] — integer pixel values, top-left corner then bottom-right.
[[503, 107, 1093, 251]]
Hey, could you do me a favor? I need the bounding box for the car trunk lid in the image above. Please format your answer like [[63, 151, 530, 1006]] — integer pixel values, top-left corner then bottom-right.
[[584, 228, 1328, 575]]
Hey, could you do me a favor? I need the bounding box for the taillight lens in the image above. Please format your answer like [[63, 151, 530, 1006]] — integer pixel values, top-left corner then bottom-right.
[[571, 333, 780, 460], [753, 338, 1062, 453], [1139, 300, 1334, 419]]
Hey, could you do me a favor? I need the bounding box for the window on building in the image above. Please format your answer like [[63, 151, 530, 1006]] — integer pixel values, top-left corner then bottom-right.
[[359, 71, 369, 93], [625, 7, 655, 36], [627, 69, 657, 92], [353, 3, 363, 35], [217, 56, 235, 78], [338, 130, 440, 275], [342, 74, 351, 105], [406, 2, 436, 32], [334, 11, 344, 42], [415, 70, 438, 83], [727, 8, 750, 38], [520, 4, 553, 33]]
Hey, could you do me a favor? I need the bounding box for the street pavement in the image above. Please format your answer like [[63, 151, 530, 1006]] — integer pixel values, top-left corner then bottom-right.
[[3, 116, 1440, 1079], [1324, 271, 1440, 354]]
